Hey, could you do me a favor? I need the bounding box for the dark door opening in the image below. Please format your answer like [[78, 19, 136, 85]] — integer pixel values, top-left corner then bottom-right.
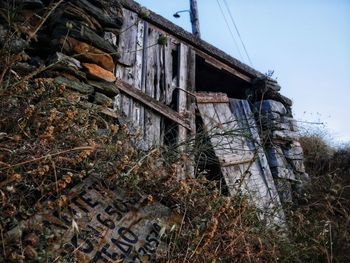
[[195, 55, 250, 98]]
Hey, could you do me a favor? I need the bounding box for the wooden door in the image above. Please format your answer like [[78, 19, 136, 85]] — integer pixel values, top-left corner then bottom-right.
[[196, 93, 285, 226]]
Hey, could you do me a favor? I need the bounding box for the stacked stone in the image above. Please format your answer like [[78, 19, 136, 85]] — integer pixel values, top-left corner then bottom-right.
[[254, 87, 309, 204], [0, 0, 123, 112]]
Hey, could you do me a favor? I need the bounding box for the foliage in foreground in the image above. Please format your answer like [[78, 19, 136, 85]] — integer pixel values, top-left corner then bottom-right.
[[0, 3, 349, 261], [0, 73, 349, 263]]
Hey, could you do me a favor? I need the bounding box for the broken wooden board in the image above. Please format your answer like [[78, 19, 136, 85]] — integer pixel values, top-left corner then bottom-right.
[[195, 92, 229, 104], [115, 78, 191, 131], [2, 177, 174, 262], [196, 93, 285, 226]]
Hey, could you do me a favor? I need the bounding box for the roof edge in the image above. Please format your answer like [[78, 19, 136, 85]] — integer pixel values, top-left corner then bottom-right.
[[119, 0, 264, 80]]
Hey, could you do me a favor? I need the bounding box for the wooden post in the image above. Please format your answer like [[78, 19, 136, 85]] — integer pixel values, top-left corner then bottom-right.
[[190, 0, 201, 38]]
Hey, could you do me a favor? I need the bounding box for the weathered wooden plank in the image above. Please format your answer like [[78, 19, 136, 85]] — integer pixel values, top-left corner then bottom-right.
[[195, 92, 229, 103], [115, 78, 191, 130], [178, 43, 189, 143], [2, 177, 173, 261], [195, 49, 252, 83], [197, 95, 285, 226], [230, 99, 285, 223], [143, 25, 162, 149], [220, 153, 254, 166], [185, 48, 196, 177], [176, 43, 192, 178], [117, 9, 138, 66], [114, 11, 146, 140], [115, 9, 139, 118], [164, 40, 177, 105]]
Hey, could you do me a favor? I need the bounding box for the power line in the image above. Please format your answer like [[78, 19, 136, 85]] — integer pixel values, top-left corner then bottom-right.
[[222, 0, 253, 66], [216, 0, 245, 62]]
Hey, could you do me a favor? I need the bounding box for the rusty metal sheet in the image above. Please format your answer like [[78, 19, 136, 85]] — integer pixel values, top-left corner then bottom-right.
[[2, 177, 173, 262]]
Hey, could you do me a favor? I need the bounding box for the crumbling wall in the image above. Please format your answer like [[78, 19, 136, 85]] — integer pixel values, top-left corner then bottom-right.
[[0, 0, 123, 119], [252, 79, 310, 204]]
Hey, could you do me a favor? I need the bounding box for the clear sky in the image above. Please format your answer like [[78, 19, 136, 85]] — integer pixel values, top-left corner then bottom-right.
[[136, 0, 350, 143]]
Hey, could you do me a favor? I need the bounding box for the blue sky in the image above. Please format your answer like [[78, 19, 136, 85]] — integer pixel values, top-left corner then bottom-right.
[[137, 0, 350, 143]]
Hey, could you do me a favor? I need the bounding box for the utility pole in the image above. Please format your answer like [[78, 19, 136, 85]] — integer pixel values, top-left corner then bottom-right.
[[190, 0, 201, 38]]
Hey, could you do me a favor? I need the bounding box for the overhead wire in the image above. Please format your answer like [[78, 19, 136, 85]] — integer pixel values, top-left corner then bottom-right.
[[216, 0, 245, 62], [222, 0, 253, 66]]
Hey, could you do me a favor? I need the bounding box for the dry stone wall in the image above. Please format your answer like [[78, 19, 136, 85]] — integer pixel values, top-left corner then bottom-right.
[[0, 0, 123, 119], [254, 97, 310, 204]]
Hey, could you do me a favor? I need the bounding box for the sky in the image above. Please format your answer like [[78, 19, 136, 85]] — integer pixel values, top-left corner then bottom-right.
[[136, 0, 350, 143]]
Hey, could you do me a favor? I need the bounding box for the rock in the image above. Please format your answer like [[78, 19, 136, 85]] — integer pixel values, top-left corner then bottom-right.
[[94, 92, 113, 107], [52, 19, 119, 59], [252, 76, 281, 92], [293, 172, 311, 197], [262, 117, 299, 132], [289, 159, 306, 173], [48, 52, 86, 80], [54, 76, 94, 95], [88, 80, 119, 97], [266, 146, 288, 168], [61, 37, 114, 71], [271, 167, 296, 180], [283, 142, 304, 160], [104, 31, 117, 46], [264, 91, 293, 107], [63, 2, 102, 32], [283, 116, 299, 132], [255, 100, 287, 115], [0, 25, 28, 53], [272, 130, 300, 143], [72, 0, 123, 29], [266, 78, 281, 92], [49, 52, 82, 70], [274, 179, 293, 204], [82, 63, 116, 82]]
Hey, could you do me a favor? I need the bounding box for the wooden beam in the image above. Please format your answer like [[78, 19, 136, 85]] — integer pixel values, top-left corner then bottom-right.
[[195, 49, 252, 83], [195, 92, 229, 103], [115, 78, 192, 131]]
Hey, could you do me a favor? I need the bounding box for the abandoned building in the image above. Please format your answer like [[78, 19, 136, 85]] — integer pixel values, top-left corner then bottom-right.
[[0, 0, 310, 261], [112, 0, 309, 218]]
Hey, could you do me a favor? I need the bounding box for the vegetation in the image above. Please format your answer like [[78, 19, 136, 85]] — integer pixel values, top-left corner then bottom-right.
[[0, 1, 349, 262]]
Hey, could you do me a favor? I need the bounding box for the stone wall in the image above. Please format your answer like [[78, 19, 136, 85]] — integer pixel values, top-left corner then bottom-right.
[[254, 98, 310, 204], [0, 0, 123, 120]]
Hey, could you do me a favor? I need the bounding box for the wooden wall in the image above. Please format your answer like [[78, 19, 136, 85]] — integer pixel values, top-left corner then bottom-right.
[[114, 8, 195, 151]]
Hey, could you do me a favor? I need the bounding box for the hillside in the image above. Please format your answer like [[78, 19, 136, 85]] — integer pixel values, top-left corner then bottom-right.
[[0, 1, 349, 262]]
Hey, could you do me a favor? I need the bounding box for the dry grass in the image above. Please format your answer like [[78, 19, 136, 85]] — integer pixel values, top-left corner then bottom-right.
[[0, 3, 349, 262]]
